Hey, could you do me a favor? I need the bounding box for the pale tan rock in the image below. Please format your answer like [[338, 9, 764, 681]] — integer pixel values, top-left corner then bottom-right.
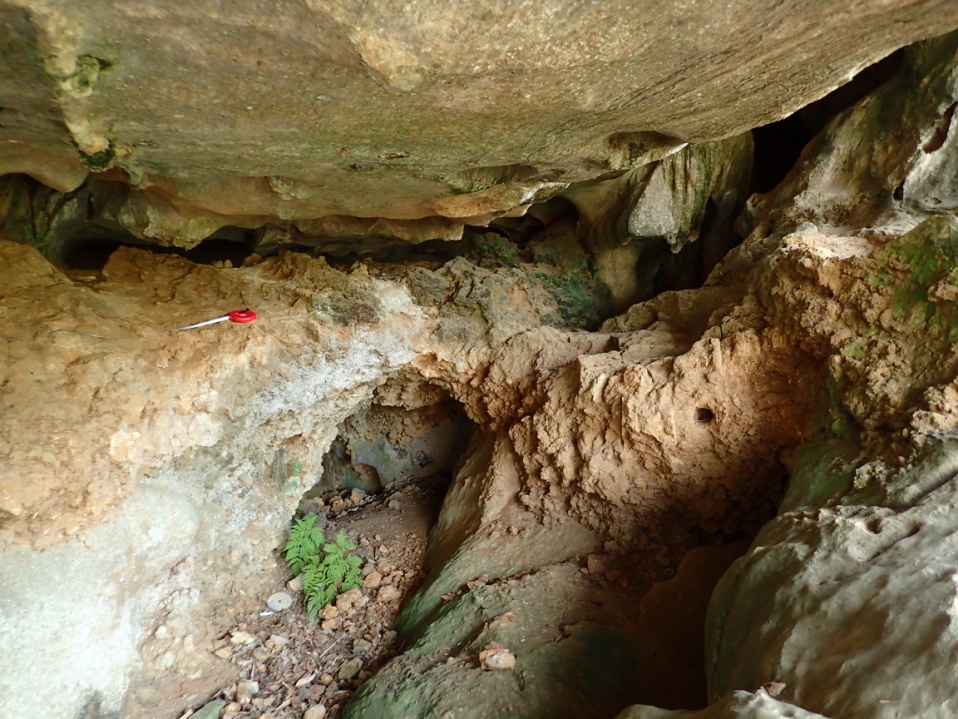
[[362, 571, 383, 589], [320, 618, 343, 632], [295, 672, 316, 688], [479, 643, 516, 671], [377, 586, 402, 603], [229, 631, 257, 645], [236, 681, 259, 705], [335, 588, 368, 613], [586, 554, 611, 575]]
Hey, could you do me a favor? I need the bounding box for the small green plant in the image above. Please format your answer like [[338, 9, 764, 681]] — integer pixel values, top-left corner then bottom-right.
[[283, 515, 363, 618]]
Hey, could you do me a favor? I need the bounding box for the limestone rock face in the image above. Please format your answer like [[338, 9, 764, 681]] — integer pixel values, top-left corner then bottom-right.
[[2, 0, 957, 243], [708, 440, 958, 718], [693, 34, 958, 718], [347, 31, 958, 719], [0, 214, 623, 717], [5, 10, 958, 719]]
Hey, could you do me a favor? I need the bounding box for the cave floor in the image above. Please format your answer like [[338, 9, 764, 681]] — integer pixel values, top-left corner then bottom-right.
[[188, 481, 442, 719]]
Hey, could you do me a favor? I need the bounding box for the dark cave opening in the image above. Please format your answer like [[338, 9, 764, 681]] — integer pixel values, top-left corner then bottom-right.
[[61, 226, 257, 271], [750, 48, 904, 194], [297, 390, 477, 528]]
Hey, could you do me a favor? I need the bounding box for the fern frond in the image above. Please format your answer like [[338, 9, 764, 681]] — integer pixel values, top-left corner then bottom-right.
[[285, 517, 367, 618], [335, 531, 356, 552], [306, 586, 327, 618], [284, 515, 325, 576]]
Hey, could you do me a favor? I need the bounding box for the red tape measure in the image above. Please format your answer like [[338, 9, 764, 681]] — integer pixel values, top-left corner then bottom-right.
[[228, 309, 257, 323]]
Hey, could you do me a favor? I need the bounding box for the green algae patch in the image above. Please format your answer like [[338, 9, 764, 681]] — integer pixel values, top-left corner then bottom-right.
[[777, 439, 861, 514], [873, 217, 958, 333], [469, 232, 521, 268]]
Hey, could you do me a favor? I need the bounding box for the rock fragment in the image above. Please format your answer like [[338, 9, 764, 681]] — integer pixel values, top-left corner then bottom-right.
[[377, 585, 401, 602], [236, 680, 259, 705], [229, 630, 257, 645], [479, 642, 516, 671], [338, 657, 363, 681]]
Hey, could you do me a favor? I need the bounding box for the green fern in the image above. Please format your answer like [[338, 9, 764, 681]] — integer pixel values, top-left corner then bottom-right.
[[283, 518, 365, 618], [283, 514, 325, 576]]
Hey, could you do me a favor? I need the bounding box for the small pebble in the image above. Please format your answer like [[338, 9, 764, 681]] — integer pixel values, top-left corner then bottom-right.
[[761, 681, 787, 698], [269, 634, 288, 648], [321, 618, 343, 631], [378, 585, 401, 602], [387, 499, 401, 510], [288, 575, 304, 592], [586, 554, 610, 575], [229, 630, 257, 645], [362, 571, 383, 589], [319, 673, 334, 684], [304, 706, 328, 719], [251, 695, 273, 710], [336, 588, 367, 613], [295, 672, 316, 688], [338, 657, 362, 681], [267, 592, 293, 611], [479, 643, 516, 671], [353, 639, 372, 655], [236, 680, 260, 705]]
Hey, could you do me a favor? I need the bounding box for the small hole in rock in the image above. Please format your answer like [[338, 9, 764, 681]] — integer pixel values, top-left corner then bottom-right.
[[696, 407, 715, 423]]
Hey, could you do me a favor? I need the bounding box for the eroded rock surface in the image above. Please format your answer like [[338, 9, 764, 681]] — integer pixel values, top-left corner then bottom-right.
[[1, 0, 957, 243], [346, 31, 958, 719], [4, 14, 958, 719]]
